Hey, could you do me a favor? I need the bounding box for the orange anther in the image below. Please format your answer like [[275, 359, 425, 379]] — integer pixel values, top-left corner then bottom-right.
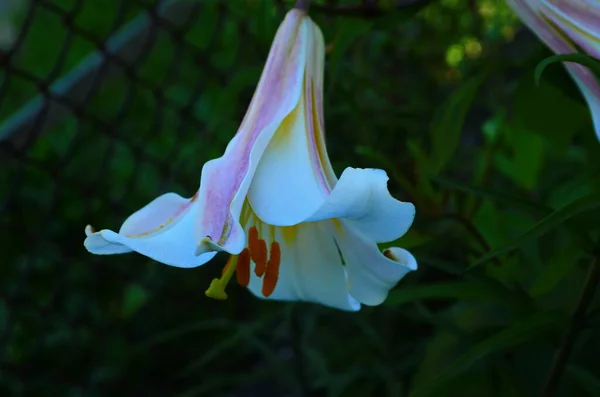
[[248, 226, 267, 275], [236, 248, 250, 287], [268, 241, 281, 270], [254, 242, 267, 276], [248, 226, 260, 252], [262, 241, 281, 297]]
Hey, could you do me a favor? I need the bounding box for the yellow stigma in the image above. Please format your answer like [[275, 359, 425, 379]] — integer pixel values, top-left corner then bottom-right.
[[205, 255, 238, 300]]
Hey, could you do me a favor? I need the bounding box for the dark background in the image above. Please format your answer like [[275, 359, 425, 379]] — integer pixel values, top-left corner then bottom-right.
[[1, 0, 600, 396]]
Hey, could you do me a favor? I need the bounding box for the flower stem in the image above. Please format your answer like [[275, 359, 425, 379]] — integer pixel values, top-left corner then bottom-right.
[[294, 0, 311, 12], [540, 254, 600, 397]]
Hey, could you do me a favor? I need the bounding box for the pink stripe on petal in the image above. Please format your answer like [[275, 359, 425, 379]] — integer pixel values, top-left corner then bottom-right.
[[507, 0, 576, 54], [194, 10, 311, 253], [306, 22, 338, 190], [119, 192, 198, 238], [543, 0, 600, 59], [509, 0, 600, 140], [565, 62, 600, 140], [305, 80, 331, 193]]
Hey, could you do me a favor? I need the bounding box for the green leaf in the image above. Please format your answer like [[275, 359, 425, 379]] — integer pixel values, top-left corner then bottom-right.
[[428, 73, 486, 174], [511, 72, 587, 150], [185, 0, 219, 50], [495, 126, 545, 191], [529, 234, 582, 297], [385, 280, 519, 308], [411, 330, 462, 392], [121, 284, 149, 318], [385, 229, 433, 250], [327, 18, 374, 91], [409, 312, 564, 397], [379, 0, 436, 18], [470, 191, 600, 269], [0, 299, 7, 334], [407, 139, 441, 205], [535, 53, 600, 87], [567, 365, 600, 397], [433, 176, 551, 216], [211, 18, 239, 69]]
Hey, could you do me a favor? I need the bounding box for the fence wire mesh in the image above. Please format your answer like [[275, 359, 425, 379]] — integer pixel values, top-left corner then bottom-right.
[[0, 0, 538, 395], [0, 1, 314, 394]]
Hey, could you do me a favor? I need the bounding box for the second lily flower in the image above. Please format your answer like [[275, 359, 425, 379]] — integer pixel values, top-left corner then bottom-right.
[[84, 8, 417, 311], [508, 0, 600, 140]]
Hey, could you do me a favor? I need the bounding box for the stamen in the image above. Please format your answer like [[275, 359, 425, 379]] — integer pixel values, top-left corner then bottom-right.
[[221, 257, 231, 276], [262, 241, 281, 297], [248, 226, 260, 252], [248, 226, 267, 275], [205, 255, 238, 300], [254, 240, 267, 277], [236, 248, 251, 287]]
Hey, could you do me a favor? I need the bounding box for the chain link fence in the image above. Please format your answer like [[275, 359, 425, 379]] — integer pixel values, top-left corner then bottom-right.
[[0, 0, 508, 395], [0, 1, 320, 394]]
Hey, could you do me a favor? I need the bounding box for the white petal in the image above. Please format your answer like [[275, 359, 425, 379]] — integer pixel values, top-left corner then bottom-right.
[[244, 220, 361, 311], [252, 163, 414, 243], [337, 224, 417, 306], [247, 19, 334, 227], [247, 92, 332, 226], [84, 193, 216, 268], [308, 168, 415, 243], [193, 11, 312, 254]]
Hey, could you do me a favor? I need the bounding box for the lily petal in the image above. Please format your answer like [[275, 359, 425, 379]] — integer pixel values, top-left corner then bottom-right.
[[252, 165, 415, 243], [244, 220, 361, 311], [507, 0, 600, 139], [507, 0, 575, 53], [540, 0, 600, 139], [337, 224, 417, 306], [247, 20, 337, 226], [194, 10, 311, 256], [84, 193, 216, 267], [508, 0, 600, 141], [307, 168, 415, 243], [543, 0, 600, 58]]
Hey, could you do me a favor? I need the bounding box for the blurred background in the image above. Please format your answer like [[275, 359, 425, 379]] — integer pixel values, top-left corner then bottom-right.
[[1, 0, 599, 396]]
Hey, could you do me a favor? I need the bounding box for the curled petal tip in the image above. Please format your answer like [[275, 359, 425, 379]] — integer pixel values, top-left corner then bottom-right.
[[85, 224, 95, 237], [195, 237, 223, 256], [383, 247, 418, 272]]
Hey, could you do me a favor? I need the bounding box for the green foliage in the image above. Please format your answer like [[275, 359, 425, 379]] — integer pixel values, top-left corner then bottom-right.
[[2, 0, 600, 396], [428, 72, 486, 174], [471, 190, 600, 269], [535, 53, 600, 87], [410, 311, 566, 397]]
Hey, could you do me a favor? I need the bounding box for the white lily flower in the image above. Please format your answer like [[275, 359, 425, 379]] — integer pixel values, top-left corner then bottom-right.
[[507, 0, 600, 140], [84, 9, 417, 311]]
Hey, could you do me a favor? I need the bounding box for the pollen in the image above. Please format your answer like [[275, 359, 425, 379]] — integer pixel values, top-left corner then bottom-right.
[[236, 248, 251, 287], [262, 241, 281, 297]]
